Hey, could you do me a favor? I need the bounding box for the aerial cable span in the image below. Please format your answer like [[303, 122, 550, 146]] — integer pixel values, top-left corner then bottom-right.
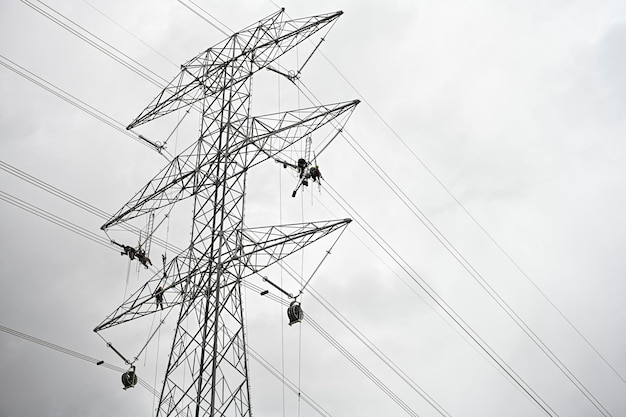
[[18, 0, 167, 88], [251, 233, 451, 416], [245, 343, 332, 417], [0, 160, 179, 254], [94, 9, 358, 417], [268, 17, 623, 398], [321, 182, 558, 417], [0, 190, 112, 250], [0, 55, 170, 158], [314, 37, 626, 391], [336, 130, 611, 415], [81, 0, 179, 67], [11, 0, 187, 157], [290, 73, 608, 415], [246, 280, 425, 417], [176, 0, 232, 36], [0, 323, 160, 397], [293, 82, 562, 413]]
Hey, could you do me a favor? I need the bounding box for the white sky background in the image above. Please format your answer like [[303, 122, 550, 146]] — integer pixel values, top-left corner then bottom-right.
[[1, 0, 626, 416]]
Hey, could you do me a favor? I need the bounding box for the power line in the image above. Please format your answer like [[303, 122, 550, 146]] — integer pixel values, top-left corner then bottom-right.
[[234, 332, 333, 417], [321, 182, 558, 417], [0, 322, 331, 413], [176, 0, 232, 36], [307, 285, 451, 417], [277, 79, 557, 414], [335, 129, 611, 416], [265, 1, 622, 403], [243, 280, 423, 417], [254, 228, 451, 417], [310, 177, 576, 417], [319, 40, 626, 389], [80, 0, 179, 67], [0, 323, 160, 397], [0, 54, 168, 157], [289, 75, 609, 415], [0, 190, 112, 250], [0, 160, 180, 254], [19, 0, 167, 88]]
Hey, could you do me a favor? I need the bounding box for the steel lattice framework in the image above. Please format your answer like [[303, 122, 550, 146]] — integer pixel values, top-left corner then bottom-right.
[[95, 9, 359, 417]]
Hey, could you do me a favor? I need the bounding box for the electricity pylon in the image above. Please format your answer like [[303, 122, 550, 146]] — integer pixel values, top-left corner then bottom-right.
[[95, 9, 359, 417]]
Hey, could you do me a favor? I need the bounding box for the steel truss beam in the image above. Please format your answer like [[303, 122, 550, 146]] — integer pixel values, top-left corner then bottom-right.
[[94, 218, 351, 331]]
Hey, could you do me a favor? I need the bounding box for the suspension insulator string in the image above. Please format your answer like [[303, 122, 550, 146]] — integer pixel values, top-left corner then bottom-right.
[[95, 330, 133, 366], [262, 275, 294, 299]]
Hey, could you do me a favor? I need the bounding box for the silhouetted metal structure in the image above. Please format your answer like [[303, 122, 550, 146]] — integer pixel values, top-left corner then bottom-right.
[[95, 9, 358, 417]]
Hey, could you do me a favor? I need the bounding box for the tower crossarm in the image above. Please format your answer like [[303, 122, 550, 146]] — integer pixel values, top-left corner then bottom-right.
[[102, 100, 359, 231], [127, 9, 343, 130], [101, 153, 196, 230], [237, 218, 352, 278], [94, 246, 243, 332], [242, 100, 359, 168], [95, 218, 351, 331], [94, 249, 196, 331]]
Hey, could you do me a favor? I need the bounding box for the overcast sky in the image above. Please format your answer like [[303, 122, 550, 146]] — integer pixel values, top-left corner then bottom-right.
[[1, 1, 626, 416]]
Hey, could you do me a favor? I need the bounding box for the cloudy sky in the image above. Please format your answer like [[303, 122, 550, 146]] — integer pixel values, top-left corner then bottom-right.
[[1, 0, 626, 416]]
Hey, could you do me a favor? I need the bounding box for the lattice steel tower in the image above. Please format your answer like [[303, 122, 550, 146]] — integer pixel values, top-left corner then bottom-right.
[[95, 9, 359, 417]]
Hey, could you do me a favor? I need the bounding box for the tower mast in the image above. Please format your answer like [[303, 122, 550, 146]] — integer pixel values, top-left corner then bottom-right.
[[96, 9, 359, 416]]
